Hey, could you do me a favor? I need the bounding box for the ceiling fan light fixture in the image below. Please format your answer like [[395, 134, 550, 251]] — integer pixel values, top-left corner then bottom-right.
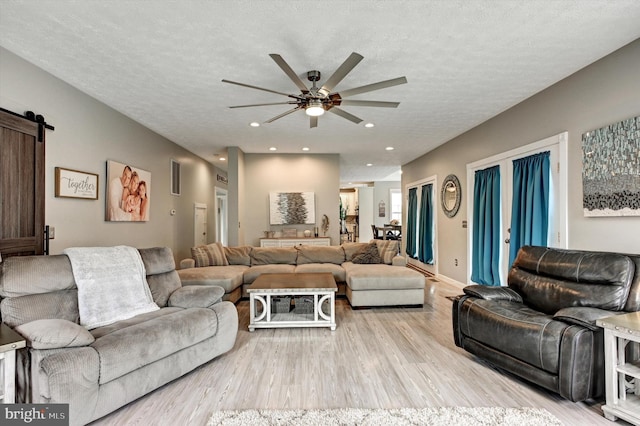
[[305, 100, 325, 117]]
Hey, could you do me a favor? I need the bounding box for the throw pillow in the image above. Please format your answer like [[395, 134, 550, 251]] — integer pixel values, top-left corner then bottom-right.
[[191, 242, 229, 267], [15, 319, 95, 349], [342, 242, 369, 260], [351, 242, 381, 264], [376, 240, 399, 264]]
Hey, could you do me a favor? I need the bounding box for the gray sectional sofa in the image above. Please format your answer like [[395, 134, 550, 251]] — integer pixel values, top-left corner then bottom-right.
[[178, 240, 426, 308], [0, 247, 238, 426]]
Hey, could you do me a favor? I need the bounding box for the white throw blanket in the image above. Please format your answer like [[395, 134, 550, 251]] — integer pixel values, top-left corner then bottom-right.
[[64, 245, 159, 329]]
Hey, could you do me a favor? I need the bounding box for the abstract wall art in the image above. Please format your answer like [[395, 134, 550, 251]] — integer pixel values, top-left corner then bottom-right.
[[269, 192, 315, 225], [582, 116, 640, 217]]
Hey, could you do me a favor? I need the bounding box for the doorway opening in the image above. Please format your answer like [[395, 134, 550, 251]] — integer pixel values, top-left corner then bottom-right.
[[216, 188, 228, 246]]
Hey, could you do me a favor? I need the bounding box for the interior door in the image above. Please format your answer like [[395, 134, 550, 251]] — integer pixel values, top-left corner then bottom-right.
[[194, 203, 207, 246], [0, 109, 45, 257]]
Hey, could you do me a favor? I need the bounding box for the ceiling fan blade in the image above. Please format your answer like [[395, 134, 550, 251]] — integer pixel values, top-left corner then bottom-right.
[[339, 100, 400, 108], [319, 52, 364, 95], [310, 116, 318, 128], [269, 54, 309, 92], [336, 76, 408, 98], [222, 79, 303, 100], [264, 107, 301, 123], [328, 107, 363, 124], [230, 102, 298, 108]]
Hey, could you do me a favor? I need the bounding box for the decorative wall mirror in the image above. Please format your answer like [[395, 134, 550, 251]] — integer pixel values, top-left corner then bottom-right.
[[441, 174, 461, 218]]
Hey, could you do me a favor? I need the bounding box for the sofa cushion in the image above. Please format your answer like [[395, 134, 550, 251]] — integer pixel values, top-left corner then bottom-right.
[[0, 254, 75, 298], [224, 246, 252, 266], [296, 245, 345, 265], [243, 264, 296, 284], [16, 319, 95, 349], [295, 264, 346, 282], [457, 298, 572, 374], [342, 242, 368, 261], [343, 262, 425, 290], [177, 265, 248, 293], [250, 247, 297, 265], [509, 246, 635, 314], [191, 242, 229, 267], [0, 290, 79, 328], [351, 242, 381, 264], [169, 286, 225, 309], [375, 240, 399, 264], [139, 247, 176, 274], [90, 307, 218, 384]]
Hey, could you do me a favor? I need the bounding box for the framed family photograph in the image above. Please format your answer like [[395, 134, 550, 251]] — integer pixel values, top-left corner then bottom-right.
[[55, 167, 99, 199], [105, 160, 151, 222]]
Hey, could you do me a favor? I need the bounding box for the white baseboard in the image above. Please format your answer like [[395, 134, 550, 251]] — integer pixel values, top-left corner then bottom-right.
[[434, 273, 466, 290]]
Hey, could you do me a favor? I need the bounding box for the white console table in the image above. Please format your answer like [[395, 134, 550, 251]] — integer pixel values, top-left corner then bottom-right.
[[259, 237, 330, 247], [597, 312, 640, 425], [0, 323, 26, 403]]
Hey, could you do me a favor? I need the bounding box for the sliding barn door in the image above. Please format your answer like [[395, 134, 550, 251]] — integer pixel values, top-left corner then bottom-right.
[[0, 109, 45, 257]]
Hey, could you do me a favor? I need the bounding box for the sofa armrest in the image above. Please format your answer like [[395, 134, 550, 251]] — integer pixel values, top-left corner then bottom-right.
[[554, 307, 625, 331], [168, 285, 225, 309], [391, 255, 406, 267], [180, 258, 195, 269], [14, 319, 95, 349], [463, 285, 523, 302]]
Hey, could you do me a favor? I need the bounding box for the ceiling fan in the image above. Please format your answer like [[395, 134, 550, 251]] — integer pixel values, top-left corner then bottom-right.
[[222, 52, 407, 128]]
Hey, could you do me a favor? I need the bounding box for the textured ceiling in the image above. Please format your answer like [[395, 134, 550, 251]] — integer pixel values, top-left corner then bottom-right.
[[1, 1, 639, 184]]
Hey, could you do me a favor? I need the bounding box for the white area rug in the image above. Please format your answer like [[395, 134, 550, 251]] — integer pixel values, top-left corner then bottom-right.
[[207, 407, 563, 425]]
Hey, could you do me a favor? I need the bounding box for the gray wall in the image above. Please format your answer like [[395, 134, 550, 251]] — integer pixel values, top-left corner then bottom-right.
[[242, 154, 340, 246], [403, 38, 640, 284], [0, 47, 225, 263], [373, 181, 401, 227]]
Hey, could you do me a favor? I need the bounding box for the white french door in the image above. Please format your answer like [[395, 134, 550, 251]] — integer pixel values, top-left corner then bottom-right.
[[466, 132, 568, 285]]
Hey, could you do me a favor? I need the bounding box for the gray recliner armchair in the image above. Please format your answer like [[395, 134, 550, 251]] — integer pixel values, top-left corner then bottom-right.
[[452, 246, 640, 402]]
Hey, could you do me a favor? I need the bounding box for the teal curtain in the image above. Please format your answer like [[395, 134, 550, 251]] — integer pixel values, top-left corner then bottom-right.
[[418, 184, 434, 264], [471, 165, 501, 286], [508, 151, 550, 266], [405, 187, 418, 258]]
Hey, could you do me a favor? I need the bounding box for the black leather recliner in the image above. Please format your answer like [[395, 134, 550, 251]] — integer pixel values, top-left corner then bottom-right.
[[453, 246, 640, 402]]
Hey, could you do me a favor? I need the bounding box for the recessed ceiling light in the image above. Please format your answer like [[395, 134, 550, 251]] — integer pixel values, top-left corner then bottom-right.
[[250, 122, 260, 127], [364, 123, 375, 128], [269, 147, 277, 151], [385, 146, 394, 151], [219, 157, 226, 161], [366, 163, 373, 167], [302, 147, 310, 151]]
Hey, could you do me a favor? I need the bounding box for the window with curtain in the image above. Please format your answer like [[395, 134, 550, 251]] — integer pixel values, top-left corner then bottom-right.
[[418, 184, 433, 264], [471, 165, 501, 286], [405, 187, 418, 258], [508, 151, 550, 266]]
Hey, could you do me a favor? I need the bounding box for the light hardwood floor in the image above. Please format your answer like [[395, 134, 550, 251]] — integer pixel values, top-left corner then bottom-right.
[[90, 279, 626, 426]]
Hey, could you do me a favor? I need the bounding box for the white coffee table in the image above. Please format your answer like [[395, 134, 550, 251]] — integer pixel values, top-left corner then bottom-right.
[[247, 273, 337, 332]]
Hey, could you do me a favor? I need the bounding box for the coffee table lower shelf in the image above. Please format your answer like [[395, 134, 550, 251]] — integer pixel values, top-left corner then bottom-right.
[[248, 291, 336, 331]]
